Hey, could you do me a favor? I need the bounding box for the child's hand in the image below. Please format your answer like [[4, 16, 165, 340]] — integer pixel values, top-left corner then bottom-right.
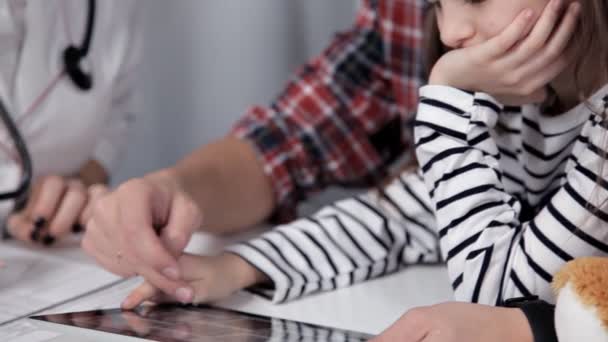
[[429, 0, 580, 105], [372, 302, 533, 342], [121, 252, 268, 309]]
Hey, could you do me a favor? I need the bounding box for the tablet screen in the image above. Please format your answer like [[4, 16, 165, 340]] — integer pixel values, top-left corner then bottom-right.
[[31, 304, 373, 341]]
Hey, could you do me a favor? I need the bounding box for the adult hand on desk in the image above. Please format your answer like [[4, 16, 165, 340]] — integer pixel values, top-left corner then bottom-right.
[[82, 169, 203, 304], [6, 175, 106, 245], [120, 252, 267, 309], [372, 302, 533, 342]]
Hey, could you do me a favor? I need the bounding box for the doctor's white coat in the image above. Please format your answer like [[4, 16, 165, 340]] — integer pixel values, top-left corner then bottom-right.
[[0, 0, 141, 218]]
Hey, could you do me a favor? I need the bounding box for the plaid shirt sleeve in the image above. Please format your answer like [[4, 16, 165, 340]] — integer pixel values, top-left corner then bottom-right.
[[231, 0, 426, 222]]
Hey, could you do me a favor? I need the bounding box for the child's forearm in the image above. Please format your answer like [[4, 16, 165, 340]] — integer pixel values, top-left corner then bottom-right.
[[221, 252, 270, 289]]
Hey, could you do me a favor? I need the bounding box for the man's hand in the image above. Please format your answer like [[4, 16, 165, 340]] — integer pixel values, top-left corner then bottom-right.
[[81, 169, 203, 303], [372, 302, 533, 342], [430, 0, 580, 105]]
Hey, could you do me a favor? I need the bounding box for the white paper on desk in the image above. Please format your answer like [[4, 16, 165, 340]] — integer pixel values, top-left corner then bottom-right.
[[42, 277, 142, 315], [0, 321, 60, 342], [0, 244, 122, 325]]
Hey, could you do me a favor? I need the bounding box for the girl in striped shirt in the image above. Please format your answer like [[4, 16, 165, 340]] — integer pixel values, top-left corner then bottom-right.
[[124, 0, 608, 319]]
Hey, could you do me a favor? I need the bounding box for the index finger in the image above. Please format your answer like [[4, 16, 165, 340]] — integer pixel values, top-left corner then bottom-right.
[[122, 281, 160, 310], [29, 176, 67, 224], [48, 180, 87, 238], [160, 193, 202, 257], [517, 0, 568, 53], [117, 194, 196, 302], [117, 187, 182, 278], [483, 8, 535, 59]]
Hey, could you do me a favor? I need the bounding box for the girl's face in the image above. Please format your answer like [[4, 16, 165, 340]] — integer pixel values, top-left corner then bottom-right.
[[432, 0, 553, 49]]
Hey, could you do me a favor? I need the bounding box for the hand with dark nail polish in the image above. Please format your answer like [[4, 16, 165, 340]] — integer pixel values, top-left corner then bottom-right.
[[42, 235, 56, 246], [72, 223, 84, 233], [30, 217, 46, 243], [5, 176, 104, 245], [34, 217, 46, 228], [30, 229, 41, 242]]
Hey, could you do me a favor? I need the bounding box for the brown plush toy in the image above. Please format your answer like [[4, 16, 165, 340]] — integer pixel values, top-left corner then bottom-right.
[[553, 257, 608, 342]]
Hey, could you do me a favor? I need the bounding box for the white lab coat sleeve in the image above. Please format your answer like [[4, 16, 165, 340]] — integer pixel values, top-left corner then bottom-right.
[[92, 3, 142, 175]]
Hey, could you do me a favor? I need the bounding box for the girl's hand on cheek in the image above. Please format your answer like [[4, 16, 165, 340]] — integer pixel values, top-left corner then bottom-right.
[[430, 0, 580, 105]]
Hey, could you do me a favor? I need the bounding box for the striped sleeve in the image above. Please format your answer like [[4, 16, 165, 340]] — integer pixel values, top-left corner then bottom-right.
[[225, 172, 440, 303], [414, 85, 608, 305]]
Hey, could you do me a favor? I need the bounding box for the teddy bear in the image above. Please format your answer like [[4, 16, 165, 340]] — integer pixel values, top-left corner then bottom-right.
[[553, 257, 608, 342]]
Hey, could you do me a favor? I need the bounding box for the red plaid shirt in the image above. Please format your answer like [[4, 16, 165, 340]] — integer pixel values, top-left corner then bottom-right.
[[231, 0, 427, 222]]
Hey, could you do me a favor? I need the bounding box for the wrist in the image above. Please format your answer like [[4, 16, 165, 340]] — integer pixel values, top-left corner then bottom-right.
[[428, 61, 454, 87], [502, 307, 534, 342], [429, 69, 448, 86], [220, 252, 269, 289]]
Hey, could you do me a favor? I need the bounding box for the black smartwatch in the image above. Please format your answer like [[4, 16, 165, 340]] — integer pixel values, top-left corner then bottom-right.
[[502, 296, 558, 342]]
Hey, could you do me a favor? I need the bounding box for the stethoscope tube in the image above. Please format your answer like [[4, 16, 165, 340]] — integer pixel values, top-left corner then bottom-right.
[[0, 0, 96, 239], [0, 100, 31, 204], [0, 0, 95, 203]]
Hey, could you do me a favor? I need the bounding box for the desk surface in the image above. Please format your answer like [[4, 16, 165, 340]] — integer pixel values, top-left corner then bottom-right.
[[4, 230, 453, 341]]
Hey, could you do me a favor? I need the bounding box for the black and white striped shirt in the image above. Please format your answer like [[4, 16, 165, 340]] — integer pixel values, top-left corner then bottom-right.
[[227, 83, 608, 305]]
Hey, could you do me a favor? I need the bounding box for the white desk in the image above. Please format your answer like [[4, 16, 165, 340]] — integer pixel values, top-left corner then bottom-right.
[[3, 230, 452, 341]]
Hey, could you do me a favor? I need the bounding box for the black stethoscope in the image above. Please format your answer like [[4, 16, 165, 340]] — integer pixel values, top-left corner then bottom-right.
[[0, 0, 96, 212]]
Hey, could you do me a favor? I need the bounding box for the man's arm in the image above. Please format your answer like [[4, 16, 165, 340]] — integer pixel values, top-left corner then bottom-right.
[[227, 0, 426, 223], [82, 0, 425, 300], [160, 137, 275, 233], [144, 0, 426, 233]]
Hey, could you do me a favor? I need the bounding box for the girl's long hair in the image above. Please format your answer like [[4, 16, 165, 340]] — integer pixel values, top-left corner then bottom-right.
[[423, 2, 608, 99], [416, 2, 608, 214], [381, 2, 608, 200]]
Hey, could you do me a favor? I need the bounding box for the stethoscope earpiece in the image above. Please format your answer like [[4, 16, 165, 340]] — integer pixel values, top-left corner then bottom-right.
[[63, 46, 93, 91]]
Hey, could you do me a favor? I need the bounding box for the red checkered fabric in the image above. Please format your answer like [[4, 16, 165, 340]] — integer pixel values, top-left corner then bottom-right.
[[231, 0, 427, 222]]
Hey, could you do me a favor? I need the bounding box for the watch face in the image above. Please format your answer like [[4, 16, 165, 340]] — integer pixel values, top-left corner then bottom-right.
[[31, 304, 374, 342]]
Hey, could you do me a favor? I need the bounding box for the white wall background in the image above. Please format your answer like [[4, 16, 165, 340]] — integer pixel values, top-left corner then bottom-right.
[[114, 0, 359, 183]]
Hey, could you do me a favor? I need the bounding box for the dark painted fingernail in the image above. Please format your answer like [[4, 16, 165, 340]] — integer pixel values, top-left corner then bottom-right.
[[42, 235, 55, 246], [31, 228, 40, 242], [34, 217, 46, 228], [2, 228, 13, 240], [72, 224, 84, 233], [153, 224, 163, 236]]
